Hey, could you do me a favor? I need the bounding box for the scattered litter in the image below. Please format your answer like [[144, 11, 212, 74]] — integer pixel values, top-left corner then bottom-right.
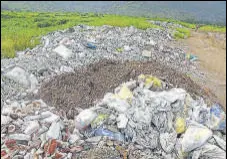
[[86, 42, 96, 49], [75, 109, 97, 130], [1, 74, 226, 158], [185, 53, 198, 61], [175, 117, 186, 134], [53, 45, 72, 59], [181, 121, 213, 152], [209, 103, 226, 131]]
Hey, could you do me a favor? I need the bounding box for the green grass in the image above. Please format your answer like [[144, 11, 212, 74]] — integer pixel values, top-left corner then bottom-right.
[[1, 10, 226, 58], [174, 28, 191, 39], [198, 25, 226, 33], [1, 11, 161, 58]]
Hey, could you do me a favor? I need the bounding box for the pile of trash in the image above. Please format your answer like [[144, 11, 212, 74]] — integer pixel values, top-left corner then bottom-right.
[[1, 25, 205, 106], [1, 75, 226, 159]]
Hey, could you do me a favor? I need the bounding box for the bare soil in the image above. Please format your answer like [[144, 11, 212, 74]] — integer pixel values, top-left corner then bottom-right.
[[39, 59, 216, 117], [172, 31, 226, 110]]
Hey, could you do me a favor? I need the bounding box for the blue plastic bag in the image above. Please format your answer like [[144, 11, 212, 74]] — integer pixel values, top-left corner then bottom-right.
[[86, 43, 96, 49], [210, 103, 226, 131]]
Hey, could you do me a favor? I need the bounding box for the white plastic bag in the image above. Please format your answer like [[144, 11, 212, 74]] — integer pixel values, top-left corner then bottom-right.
[[181, 121, 213, 152], [75, 109, 97, 130], [192, 143, 226, 159]]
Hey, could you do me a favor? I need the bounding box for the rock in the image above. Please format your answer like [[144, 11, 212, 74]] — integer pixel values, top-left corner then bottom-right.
[[53, 45, 72, 59]]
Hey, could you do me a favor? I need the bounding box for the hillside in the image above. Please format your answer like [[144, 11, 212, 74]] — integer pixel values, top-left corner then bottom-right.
[[1, 1, 226, 25]]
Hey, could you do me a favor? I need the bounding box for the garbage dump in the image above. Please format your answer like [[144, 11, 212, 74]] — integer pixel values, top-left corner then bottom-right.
[[1, 25, 207, 108], [1, 75, 226, 159]]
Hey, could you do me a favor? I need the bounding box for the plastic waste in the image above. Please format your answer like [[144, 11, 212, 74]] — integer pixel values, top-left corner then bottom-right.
[[138, 74, 162, 88], [185, 53, 198, 61], [190, 104, 210, 125], [209, 103, 226, 131], [53, 45, 72, 59], [191, 143, 226, 159], [94, 128, 124, 142], [213, 135, 226, 151], [102, 93, 130, 113], [75, 109, 97, 130], [116, 114, 128, 129], [68, 134, 80, 144], [181, 121, 213, 152], [86, 42, 96, 49], [116, 48, 123, 52], [175, 117, 186, 134], [117, 85, 133, 101], [40, 111, 60, 123], [46, 122, 61, 140], [160, 131, 177, 153], [1, 115, 12, 125], [91, 114, 108, 128], [24, 121, 40, 135]]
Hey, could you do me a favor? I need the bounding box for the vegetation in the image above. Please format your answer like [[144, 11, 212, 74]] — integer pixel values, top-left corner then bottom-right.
[[1, 11, 226, 58], [174, 28, 191, 39]]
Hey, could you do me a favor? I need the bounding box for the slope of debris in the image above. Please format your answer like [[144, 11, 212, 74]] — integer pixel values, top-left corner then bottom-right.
[[1, 25, 205, 107], [39, 59, 216, 112], [1, 75, 226, 159]]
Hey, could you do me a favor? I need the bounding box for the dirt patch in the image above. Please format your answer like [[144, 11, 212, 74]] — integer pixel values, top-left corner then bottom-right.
[[172, 31, 226, 110], [39, 59, 216, 114]]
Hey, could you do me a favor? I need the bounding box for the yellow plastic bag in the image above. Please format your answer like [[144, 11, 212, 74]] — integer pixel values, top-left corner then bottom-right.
[[117, 85, 133, 101], [138, 74, 162, 87], [175, 117, 186, 134]]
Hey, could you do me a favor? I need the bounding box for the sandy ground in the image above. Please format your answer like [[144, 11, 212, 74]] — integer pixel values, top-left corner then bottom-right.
[[173, 31, 226, 110]]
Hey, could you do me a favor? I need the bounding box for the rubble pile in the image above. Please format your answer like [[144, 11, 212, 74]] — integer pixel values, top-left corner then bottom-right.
[[1, 75, 226, 159], [1, 25, 205, 107]]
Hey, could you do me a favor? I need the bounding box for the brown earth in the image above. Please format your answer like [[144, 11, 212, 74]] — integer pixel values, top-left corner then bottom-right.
[[39, 59, 216, 118], [171, 31, 226, 111]]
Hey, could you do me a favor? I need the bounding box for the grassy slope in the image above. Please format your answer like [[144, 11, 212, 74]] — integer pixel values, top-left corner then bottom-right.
[[1, 11, 226, 58]]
